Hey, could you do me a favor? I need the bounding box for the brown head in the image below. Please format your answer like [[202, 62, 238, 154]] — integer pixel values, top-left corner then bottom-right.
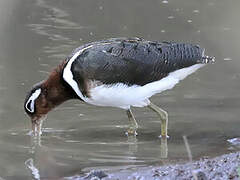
[[24, 61, 77, 135]]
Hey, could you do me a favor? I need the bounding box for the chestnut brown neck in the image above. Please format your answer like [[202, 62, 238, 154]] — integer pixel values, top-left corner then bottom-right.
[[42, 60, 78, 109]]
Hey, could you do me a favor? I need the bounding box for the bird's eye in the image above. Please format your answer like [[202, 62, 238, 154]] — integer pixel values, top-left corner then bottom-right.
[[43, 88, 48, 97]]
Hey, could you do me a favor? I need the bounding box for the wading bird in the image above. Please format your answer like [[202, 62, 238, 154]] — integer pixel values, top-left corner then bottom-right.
[[24, 37, 214, 137]]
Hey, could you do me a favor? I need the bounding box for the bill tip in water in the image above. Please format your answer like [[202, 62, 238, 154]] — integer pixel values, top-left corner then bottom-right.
[[31, 116, 46, 136]]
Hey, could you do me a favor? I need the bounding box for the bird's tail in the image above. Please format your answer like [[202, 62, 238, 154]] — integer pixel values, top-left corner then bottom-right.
[[200, 49, 215, 64], [201, 55, 215, 64]]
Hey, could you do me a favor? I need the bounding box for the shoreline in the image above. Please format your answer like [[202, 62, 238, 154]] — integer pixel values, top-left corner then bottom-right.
[[82, 151, 240, 180]]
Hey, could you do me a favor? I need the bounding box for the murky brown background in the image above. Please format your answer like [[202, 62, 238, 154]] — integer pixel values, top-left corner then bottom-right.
[[0, 0, 240, 179]]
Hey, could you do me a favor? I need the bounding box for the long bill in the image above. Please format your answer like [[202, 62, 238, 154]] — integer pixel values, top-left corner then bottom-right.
[[31, 115, 47, 136]]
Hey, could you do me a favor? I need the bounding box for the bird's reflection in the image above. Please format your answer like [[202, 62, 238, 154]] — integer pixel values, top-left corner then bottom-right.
[[127, 135, 138, 153], [160, 137, 168, 158], [126, 134, 168, 159], [25, 127, 168, 179], [25, 136, 83, 180], [25, 158, 40, 180], [25, 137, 59, 180]]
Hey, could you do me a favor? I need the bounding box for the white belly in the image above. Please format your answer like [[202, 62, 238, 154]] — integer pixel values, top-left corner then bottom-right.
[[83, 64, 204, 109]]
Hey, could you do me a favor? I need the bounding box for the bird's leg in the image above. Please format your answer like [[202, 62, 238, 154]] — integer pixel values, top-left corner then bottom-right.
[[148, 102, 168, 138], [126, 109, 138, 136], [127, 135, 138, 153]]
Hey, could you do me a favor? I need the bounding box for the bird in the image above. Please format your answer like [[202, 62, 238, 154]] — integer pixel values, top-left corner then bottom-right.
[[24, 37, 215, 137]]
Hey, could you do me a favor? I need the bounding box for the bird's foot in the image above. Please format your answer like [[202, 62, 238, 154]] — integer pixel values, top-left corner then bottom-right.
[[158, 135, 170, 139], [125, 129, 138, 136]]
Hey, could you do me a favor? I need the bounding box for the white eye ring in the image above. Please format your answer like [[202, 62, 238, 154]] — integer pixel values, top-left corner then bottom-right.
[[25, 89, 41, 113]]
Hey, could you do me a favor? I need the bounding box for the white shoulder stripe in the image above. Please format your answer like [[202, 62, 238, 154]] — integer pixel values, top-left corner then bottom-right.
[[25, 89, 41, 113], [63, 45, 93, 99]]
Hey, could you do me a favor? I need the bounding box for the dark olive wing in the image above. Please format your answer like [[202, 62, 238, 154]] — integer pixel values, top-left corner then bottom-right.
[[71, 38, 204, 86]]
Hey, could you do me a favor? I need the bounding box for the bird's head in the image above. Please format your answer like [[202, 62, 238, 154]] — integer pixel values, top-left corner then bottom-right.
[[24, 82, 52, 135], [24, 61, 77, 136]]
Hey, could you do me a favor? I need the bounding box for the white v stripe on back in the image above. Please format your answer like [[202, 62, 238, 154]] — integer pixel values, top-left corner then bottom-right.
[[62, 45, 93, 100]]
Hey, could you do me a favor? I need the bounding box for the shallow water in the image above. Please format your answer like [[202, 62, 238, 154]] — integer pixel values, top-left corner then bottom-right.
[[0, 0, 240, 179]]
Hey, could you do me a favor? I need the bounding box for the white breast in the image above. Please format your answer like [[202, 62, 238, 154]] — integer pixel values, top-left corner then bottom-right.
[[83, 64, 204, 109]]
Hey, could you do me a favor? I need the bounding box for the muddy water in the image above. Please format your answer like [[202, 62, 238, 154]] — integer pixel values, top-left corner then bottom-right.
[[0, 0, 240, 179]]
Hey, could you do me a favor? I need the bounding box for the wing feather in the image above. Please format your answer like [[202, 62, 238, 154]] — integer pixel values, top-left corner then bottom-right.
[[71, 38, 204, 86]]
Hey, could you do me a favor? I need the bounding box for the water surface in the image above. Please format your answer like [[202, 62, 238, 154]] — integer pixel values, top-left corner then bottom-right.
[[0, 0, 240, 179]]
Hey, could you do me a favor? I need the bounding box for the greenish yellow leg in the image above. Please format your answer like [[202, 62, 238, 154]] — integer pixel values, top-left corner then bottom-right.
[[148, 102, 168, 138], [126, 109, 138, 136]]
